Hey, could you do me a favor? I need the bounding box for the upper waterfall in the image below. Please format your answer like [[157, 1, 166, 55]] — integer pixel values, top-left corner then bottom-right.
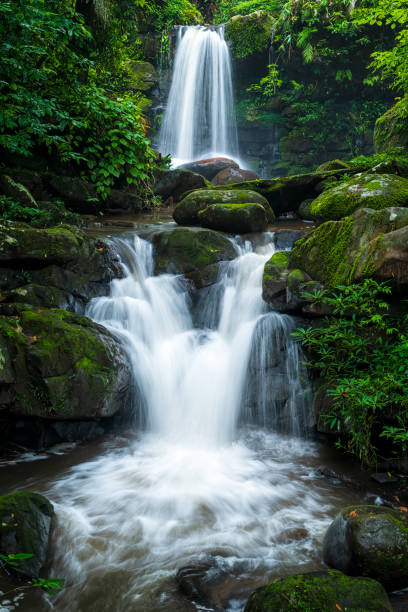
[[158, 25, 239, 166]]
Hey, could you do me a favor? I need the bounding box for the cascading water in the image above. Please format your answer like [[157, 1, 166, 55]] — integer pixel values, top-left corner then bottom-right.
[[17, 230, 360, 612], [158, 26, 239, 166]]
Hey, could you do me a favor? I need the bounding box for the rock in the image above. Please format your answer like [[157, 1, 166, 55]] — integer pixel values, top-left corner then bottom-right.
[[197, 203, 268, 233], [316, 159, 350, 172], [323, 505, 408, 591], [0, 223, 122, 307], [176, 563, 214, 605], [375, 96, 408, 152], [262, 252, 314, 312], [153, 168, 209, 203], [0, 174, 37, 208], [127, 60, 158, 91], [274, 229, 307, 250], [152, 226, 236, 288], [290, 206, 408, 289], [43, 173, 97, 210], [225, 11, 275, 59], [179, 157, 239, 181], [244, 570, 392, 611], [275, 528, 308, 543], [0, 491, 54, 578], [212, 167, 259, 186], [297, 199, 314, 220], [0, 307, 130, 419], [214, 169, 350, 216], [309, 173, 408, 221], [371, 473, 399, 485], [173, 189, 273, 226]]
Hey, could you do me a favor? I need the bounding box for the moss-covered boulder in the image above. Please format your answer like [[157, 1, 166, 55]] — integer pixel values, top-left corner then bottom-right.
[[375, 96, 408, 152], [262, 252, 315, 312], [0, 307, 130, 419], [197, 202, 268, 234], [0, 492, 54, 578], [244, 570, 392, 611], [127, 60, 157, 91], [316, 159, 350, 172], [225, 11, 275, 59], [0, 222, 121, 308], [290, 206, 408, 289], [152, 226, 236, 289], [323, 505, 408, 591], [173, 188, 273, 226], [214, 170, 350, 216], [309, 173, 408, 221]]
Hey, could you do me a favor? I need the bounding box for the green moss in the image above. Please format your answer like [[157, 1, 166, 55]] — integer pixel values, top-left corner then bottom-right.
[[316, 159, 350, 172], [197, 202, 269, 233], [225, 11, 275, 59], [375, 96, 408, 152], [310, 174, 408, 221], [245, 569, 392, 612]]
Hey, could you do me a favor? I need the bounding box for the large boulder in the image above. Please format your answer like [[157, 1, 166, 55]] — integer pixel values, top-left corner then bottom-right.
[[309, 173, 408, 221], [127, 60, 158, 91], [0, 307, 130, 419], [152, 226, 236, 288], [0, 223, 122, 308], [323, 505, 408, 591], [244, 570, 392, 611], [375, 96, 408, 152], [212, 167, 259, 186], [213, 169, 350, 216], [197, 202, 268, 233], [153, 168, 209, 203], [0, 492, 54, 578], [225, 11, 275, 59], [173, 189, 273, 226], [262, 251, 315, 312], [179, 157, 239, 180], [290, 206, 408, 290]]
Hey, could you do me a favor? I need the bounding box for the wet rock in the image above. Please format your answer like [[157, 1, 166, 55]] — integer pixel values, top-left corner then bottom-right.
[[127, 60, 157, 91], [152, 226, 236, 289], [273, 229, 307, 251], [290, 206, 408, 291], [0, 491, 54, 578], [0, 307, 130, 420], [371, 473, 399, 484], [275, 528, 308, 543], [297, 199, 314, 220], [212, 167, 259, 186], [317, 466, 362, 489], [244, 570, 392, 611], [176, 562, 214, 605], [153, 168, 208, 202], [174, 188, 273, 227], [197, 202, 268, 234], [308, 173, 408, 221], [179, 157, 239, 180], [262, 252, 317, 313], [323, 505, 408, 590], [316, 159, 350, 172]]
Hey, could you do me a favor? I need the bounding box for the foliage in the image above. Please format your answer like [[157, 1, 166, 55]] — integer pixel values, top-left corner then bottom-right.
[[0, 0, 161, 204], [0, 196, 45, 224], [353, 0, 408, 92], [293, 280, 408, 466], [215, 0, 283, 23], [0, 553, 64, 600]]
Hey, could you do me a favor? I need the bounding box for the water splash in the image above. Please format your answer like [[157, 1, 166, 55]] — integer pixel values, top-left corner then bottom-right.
[[158, 26, 239, 166]]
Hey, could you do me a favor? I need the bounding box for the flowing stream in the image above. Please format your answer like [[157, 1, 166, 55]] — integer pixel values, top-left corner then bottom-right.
[[158, 26, 239, 166], [0, 230, 360, 612]]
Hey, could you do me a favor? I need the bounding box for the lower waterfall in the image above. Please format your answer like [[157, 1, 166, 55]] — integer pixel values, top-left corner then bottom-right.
[[39, 230, 349, 611]]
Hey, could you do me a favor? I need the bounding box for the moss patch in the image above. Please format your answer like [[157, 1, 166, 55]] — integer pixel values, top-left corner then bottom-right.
[[197, 202, 269, 233], [225, 11, 275, 59], [375, 96, 408, 152]]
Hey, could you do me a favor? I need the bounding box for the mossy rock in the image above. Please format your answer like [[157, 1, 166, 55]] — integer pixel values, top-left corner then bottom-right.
[[290, 206, 408, 289], [323, 505, 408, 591], [152, 226, 236, 289], [197, 202, 269, 234], [0, 307, 130, 419], [173, 189, 272, 226], [153, 168, 209, 203], [213, 170, 350, 216], [244, 569, 392, 611], [297, 199, 314, 220], [0, 492, 54, 578], [225, 11, 275, 59], [309, 173, 408, 221], [2, 283, 72, 309], [127, 60, 157, 91], [374, 96, 408, 152], [316, 159, 350, 172]]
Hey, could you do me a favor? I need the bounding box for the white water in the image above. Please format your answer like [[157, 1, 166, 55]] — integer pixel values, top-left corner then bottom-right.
[[158, 26, 239, 167], [32, 231, 354, 612]]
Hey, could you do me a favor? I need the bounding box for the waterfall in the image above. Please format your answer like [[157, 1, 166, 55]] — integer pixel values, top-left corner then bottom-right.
[[158, 25, 239, 166], [43, 230, 339, 612]]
